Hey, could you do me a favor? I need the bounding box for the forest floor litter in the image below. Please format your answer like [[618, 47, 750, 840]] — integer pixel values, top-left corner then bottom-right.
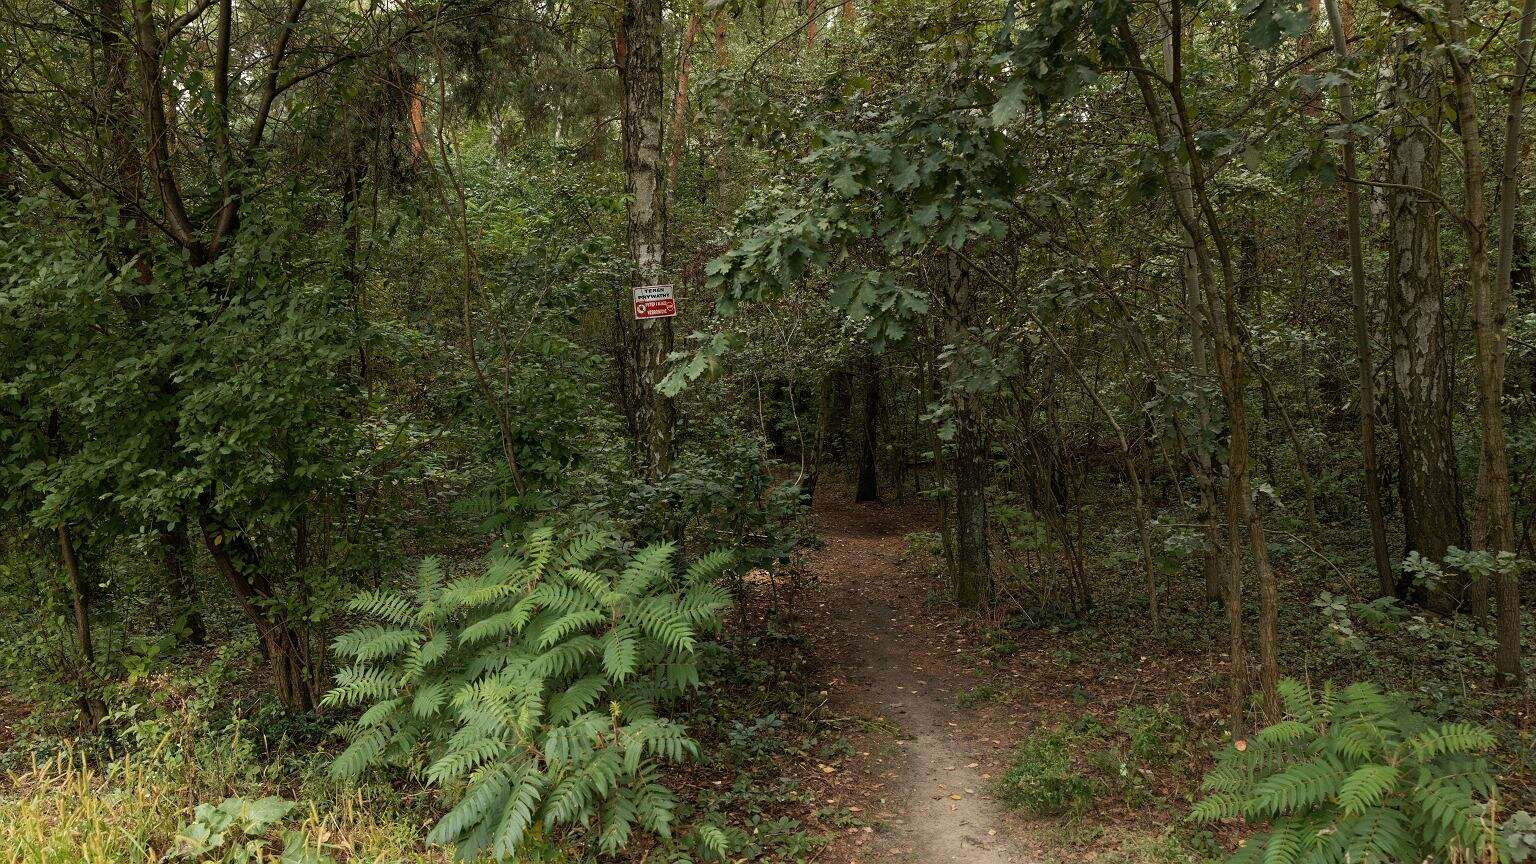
[[797, 490, 1039, 863]]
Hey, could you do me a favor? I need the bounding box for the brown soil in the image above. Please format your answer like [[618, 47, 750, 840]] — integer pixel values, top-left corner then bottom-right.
[[799, 489, 1042, 864]]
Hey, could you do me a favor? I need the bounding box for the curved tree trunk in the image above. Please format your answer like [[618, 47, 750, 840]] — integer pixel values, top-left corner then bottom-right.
[[58, 524, 107, 730], [198, 510, 317, 711]]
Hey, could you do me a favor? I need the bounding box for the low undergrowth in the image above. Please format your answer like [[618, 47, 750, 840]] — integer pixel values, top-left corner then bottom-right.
[[0, 560, 835, 864], [1, 736, 444, 864]]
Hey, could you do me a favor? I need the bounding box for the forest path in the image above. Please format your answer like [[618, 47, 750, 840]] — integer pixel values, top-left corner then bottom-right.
[[799, 491, 1035, 864]]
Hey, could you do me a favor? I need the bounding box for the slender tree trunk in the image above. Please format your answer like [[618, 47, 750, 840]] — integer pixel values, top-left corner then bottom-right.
[[924, 320, 958, 579], [1489, 0, 1534, 686], [856, 355, 880, 502], [1444, 0, 1518, 670], [1323, 0, 1394, 595], [618, 0, 674, 478], [160, 524, 204, 644], [58, 524, 107, 730], [1029, 309, 1158, 631], [800, 372, 837, 503], [198, 509, 316, 711], [1120, 11, 1280, 726], [1161, 5, 1224, 604], [713, 6, 727, 66], [945, 257, 992, 608], [666, 3, 702, 194]]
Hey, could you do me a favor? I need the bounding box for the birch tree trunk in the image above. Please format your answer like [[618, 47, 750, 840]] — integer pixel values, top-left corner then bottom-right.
[[619, 0, 674, 478], [1385, 37, 1464, 603]]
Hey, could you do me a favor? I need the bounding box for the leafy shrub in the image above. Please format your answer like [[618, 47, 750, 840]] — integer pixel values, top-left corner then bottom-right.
[[1192, 679, 1503, 864], [1505, 811, 1536, 862], [173, 796, 338, 863], [997, 726, 1096, 816], [325, 528, 734, 860]]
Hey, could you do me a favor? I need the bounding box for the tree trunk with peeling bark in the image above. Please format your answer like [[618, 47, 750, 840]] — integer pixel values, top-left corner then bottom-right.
[[619, 0, 674, 478], [1385, 38, 1465, 606]]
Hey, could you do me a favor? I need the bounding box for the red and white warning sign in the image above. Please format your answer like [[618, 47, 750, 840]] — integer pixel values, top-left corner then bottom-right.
[[633, 284, 677, 320]]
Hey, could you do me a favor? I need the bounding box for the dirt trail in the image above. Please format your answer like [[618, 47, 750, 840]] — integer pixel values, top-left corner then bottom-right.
[[801, 493, 1035, 864]]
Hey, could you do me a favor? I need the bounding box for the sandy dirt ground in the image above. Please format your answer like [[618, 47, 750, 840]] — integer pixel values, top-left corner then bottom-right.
[[797, 491, 1040, 864]]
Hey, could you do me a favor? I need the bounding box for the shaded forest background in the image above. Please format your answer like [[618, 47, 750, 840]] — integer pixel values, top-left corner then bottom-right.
[[3, 0, 1536, 857]]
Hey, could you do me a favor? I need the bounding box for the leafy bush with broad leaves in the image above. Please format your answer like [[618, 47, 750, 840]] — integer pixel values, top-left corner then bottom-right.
[[1193, 679, 1503, 864], [173, 796, 336, 863], [323, 527, 734, 861]]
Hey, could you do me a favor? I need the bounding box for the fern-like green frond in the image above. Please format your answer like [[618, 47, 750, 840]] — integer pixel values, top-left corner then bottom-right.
[[618, 542, 675, 597], [1337, 764, 1399, 816], [1407, 723, 1495, 761], [326, 533, 733, 860], [684, 548, 735, 585]]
